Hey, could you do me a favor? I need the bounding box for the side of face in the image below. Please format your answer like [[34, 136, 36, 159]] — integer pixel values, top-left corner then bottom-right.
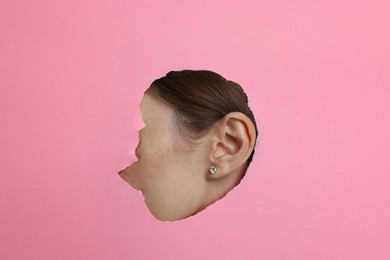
[[118, 91, 257, 221], [118, 94, 210, 221]]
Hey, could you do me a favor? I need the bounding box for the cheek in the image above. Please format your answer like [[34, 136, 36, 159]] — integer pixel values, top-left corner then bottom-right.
[[141, 170, 207, 221]]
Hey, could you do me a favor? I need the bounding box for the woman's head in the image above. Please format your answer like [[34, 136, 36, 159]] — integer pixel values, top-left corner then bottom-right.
[[119, 70, 258, 221], [147, 70, 258, 164]]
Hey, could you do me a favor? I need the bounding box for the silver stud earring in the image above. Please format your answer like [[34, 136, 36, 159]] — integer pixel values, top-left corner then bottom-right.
[[210, 166, 217, 175]]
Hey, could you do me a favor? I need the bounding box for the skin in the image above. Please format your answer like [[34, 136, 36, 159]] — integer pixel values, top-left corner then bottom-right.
[[118, 93, 256, 221]]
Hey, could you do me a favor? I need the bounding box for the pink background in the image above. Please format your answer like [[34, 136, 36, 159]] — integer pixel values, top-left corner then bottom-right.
[[1, 1, 390, 259]]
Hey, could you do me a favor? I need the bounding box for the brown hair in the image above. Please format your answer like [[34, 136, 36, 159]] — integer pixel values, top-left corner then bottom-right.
[[146, 70, 258, 165]]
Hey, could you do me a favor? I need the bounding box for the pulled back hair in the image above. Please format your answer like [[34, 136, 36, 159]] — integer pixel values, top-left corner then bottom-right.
[[146, 70, 258, 165]]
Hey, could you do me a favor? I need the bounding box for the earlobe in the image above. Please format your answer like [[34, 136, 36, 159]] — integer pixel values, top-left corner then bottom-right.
[[209, 112, 256, 176], [209, 166, 217, 175]]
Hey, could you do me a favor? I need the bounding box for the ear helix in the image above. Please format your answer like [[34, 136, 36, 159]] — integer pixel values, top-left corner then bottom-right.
[[209, 166, 217, 175]]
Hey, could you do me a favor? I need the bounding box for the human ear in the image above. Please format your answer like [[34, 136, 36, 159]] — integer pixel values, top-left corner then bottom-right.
[[209, 112, 256, 177]]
